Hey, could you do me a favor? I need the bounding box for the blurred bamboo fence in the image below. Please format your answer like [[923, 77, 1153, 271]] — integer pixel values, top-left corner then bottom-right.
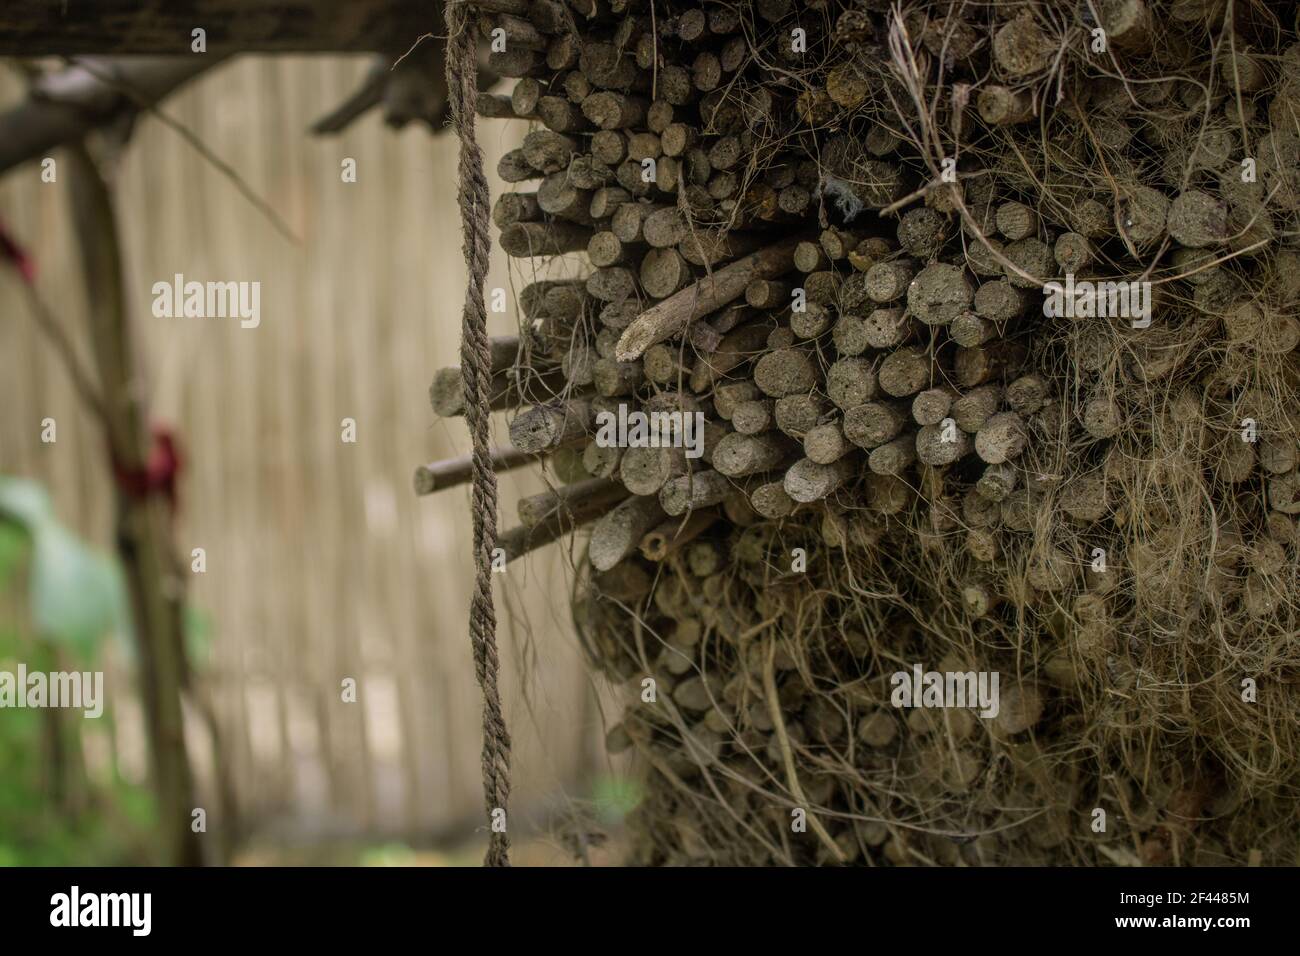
[[0, 56, 607, 847]]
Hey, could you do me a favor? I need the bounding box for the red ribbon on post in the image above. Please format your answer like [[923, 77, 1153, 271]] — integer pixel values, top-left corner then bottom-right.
[[0, 219, 36, 284], [111, 425, 183, 513]]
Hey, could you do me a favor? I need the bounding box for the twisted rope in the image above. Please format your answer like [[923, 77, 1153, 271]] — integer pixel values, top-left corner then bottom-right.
[[444, 0, 512, 868]]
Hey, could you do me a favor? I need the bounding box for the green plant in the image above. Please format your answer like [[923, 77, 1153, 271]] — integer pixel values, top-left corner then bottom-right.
[[0, 476, 154, 864]]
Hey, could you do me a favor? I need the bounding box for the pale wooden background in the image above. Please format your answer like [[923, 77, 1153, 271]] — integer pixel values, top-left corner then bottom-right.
[[0, 56, 608, 850]]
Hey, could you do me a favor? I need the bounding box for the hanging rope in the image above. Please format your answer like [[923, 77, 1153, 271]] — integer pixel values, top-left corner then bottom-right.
[[443, 0, 512, 867]]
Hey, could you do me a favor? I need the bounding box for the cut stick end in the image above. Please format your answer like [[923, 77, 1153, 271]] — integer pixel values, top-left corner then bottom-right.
[[615, 322, 654, 362], [413, 466, 437, 496]]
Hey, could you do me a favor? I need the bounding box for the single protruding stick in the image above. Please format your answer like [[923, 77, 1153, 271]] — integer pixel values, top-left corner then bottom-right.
[[413, 445, 535, 496], [517, 476, 627, 527], [616, 236, 803, 361], [500, 221, 592, 257], [498, 501, 621, 565]]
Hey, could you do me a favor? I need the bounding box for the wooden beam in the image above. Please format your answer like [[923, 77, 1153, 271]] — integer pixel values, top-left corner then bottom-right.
[[0, 0, 436, 55]]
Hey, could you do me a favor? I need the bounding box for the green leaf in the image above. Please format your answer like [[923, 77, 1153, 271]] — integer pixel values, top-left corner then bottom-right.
[[0, 475, 127, 657], [0, 476, 55, 532], [29, 522, 126, 658]]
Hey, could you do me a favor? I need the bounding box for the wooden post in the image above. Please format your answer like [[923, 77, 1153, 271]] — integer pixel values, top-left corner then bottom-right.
[[66, 143, 202, 867]]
